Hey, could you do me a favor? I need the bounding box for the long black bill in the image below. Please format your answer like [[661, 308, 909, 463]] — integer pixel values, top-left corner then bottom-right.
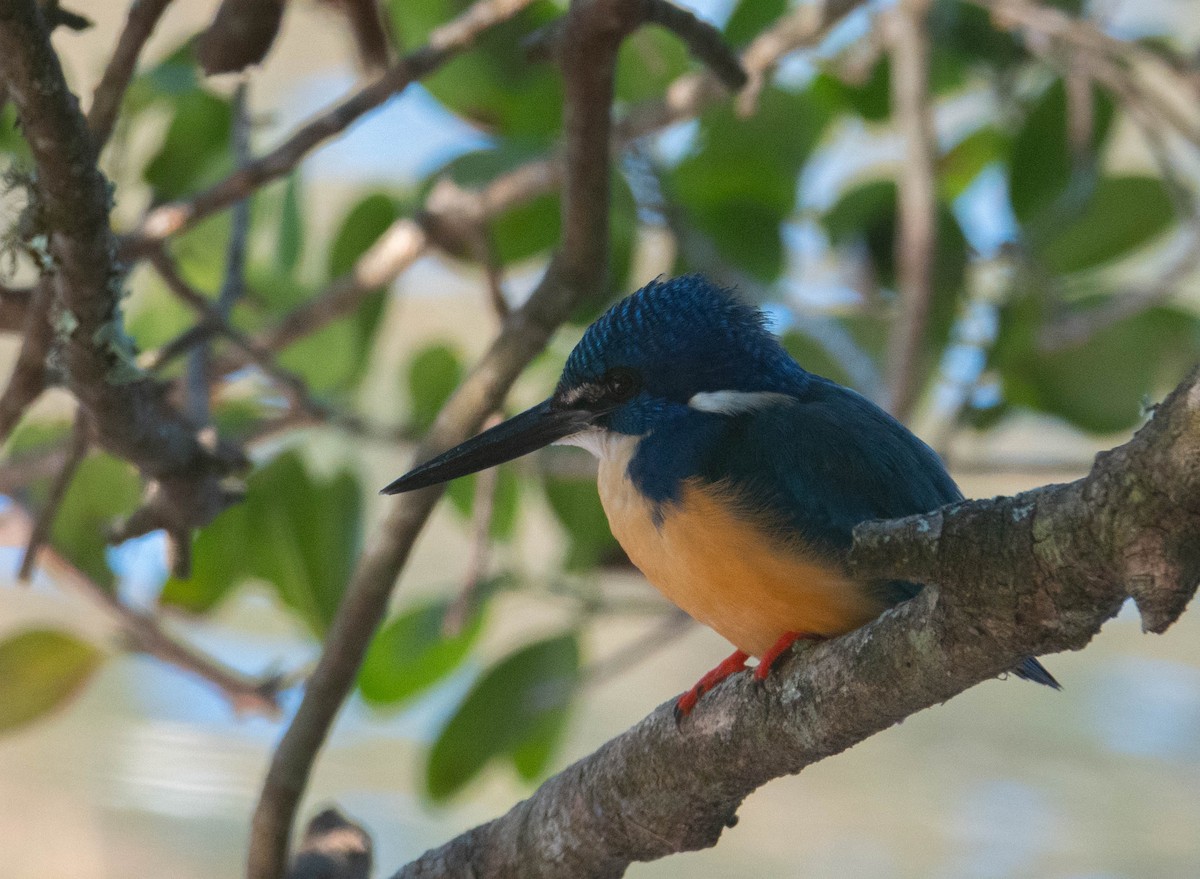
[[381, 399, 591, 494]]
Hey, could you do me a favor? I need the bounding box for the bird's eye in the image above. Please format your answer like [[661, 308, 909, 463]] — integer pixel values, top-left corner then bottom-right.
[[604, 367, 640, 402]]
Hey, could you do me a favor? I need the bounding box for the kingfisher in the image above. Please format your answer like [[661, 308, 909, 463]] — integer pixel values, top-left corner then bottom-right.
[[383, 275, 1058, 719]]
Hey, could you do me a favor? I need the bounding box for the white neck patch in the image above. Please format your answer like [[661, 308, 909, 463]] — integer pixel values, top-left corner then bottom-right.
[[687, 390, 794, 416], [555, 429, 620, 460]]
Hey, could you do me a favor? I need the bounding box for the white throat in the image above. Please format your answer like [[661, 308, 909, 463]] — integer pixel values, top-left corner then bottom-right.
[[554, 428, 624, 461]]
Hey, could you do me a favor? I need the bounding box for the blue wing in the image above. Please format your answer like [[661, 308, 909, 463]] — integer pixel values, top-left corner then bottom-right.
[[693, 378, 961, 558]]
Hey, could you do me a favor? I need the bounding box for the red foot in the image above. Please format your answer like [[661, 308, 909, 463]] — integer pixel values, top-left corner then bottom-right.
[[752, 631, 824, 682], [674, 649, 749, 724]]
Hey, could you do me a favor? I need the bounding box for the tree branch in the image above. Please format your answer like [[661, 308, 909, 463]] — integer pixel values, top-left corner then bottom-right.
[[641, 0, 745, 92], [0, 0, 246, 567], [390, 367, 1200, 878], [87, 0, 176, 149], [244, 2, 642, 876], [17, 407, 88, 581], [0, 282, 33, 330], [0, 501, 283, 715], [0, 279, 54, 442], [206, 0, 869, 383], [884, 0, 937, 421], [186, 80, 251, 425], [123, 0, 537, 254], [147, 248, 398, 440]]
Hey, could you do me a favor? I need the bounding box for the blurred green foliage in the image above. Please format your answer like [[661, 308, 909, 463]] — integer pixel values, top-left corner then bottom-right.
[[1, 0, 1197, 803], [0, 630, 104, 733]]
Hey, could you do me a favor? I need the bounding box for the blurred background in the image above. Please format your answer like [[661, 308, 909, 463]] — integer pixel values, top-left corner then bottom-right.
[[1, 0, 1199, 876]]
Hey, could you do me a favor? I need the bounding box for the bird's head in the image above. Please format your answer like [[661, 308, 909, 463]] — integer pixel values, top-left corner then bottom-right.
[[382, 275, 803, 493]]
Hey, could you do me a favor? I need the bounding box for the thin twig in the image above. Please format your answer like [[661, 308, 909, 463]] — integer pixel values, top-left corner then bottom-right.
[[736, 0, 868, 115], [979, 0, 1200, 147], [115, 600, 282, 716], [1040, 224, 1200, 351], [0, 444, 72, 494], [123, 0, 538, 254], [17, 408, 89, 582], [884, 0, 938, 421], [186, 80, 252, 425], [579, 609, 693, 690], [0, 279, 53, 443], [0, 502, 282, 715], [148, 249, 400, 440], [443, 414, 501, 636], [642, 0, 746, 91], [87, 0, 176, 149]]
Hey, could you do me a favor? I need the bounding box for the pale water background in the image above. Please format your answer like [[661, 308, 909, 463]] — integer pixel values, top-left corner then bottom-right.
[[2, 1, 1200, 876]]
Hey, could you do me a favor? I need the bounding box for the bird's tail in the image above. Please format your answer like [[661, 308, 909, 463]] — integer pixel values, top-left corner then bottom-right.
[[1013, 656, 1060, 689]]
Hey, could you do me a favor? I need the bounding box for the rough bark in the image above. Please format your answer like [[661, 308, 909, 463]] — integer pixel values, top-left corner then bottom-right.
[[0, 0, 244, 545]]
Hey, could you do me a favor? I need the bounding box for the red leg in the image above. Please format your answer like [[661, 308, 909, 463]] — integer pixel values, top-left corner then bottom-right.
[[674, 649, 749, 723], [752, 631, 825, 681]]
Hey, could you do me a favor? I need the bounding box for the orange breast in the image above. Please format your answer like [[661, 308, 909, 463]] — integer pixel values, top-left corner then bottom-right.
[[597, 437, 882, 657]]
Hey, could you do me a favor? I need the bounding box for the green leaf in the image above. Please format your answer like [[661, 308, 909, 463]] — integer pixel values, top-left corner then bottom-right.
[[781, 330, 854, 388], [45, 454, 142, 590], [407, 343, 464, 431], [427, 633, 580, 800], [250, 453, 361, 634], [126, 266, 200, 354], [822, 179, 968, 390], [492, 194, 560, 265], [277, 172, 304, 276], [671, 85, 832, 280], [250, 261, 377, 392], [250, 192, 401, 393], [437, 146, 560, 265], [929, 1, 1024, 71], [615, 26, 690, 103], [125, 43, 200, 113], [543, 473, 618, 571], [164, 451, 362, 633], [4, 418, 72, 458], [996, 300, 1200, 433], [1036, 176, 1175, 274], [1009, 78, 1114, 226], [359, 600, 485, 707], [724, 0, 787, 46], [420, 2, 563, 139], [0, 630, 104, 734], [328, 193, 401, 279], [275, 313, 366, 394], [160, 497, 252, 613], [940, 126, 1009, 200], [246, 260, 312, 316], [165, 211, 235, 295], [814, 58, 891, 122], [145, 89, 232, 200], [441, 467, 521, 541]]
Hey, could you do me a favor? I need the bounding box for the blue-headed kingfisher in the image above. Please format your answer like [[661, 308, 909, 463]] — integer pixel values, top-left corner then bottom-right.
[[384, 276, 1058, 719]]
